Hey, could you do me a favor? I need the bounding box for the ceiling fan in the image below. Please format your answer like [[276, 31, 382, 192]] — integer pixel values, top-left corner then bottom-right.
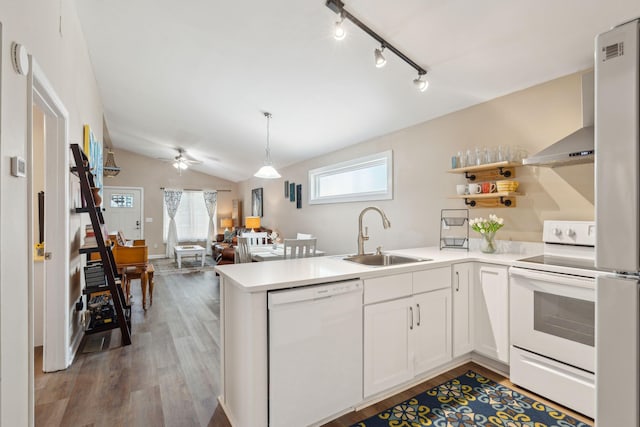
[[158, 148, 202, 174]]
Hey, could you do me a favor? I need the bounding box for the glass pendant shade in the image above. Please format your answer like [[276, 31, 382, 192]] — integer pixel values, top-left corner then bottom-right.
[[254, 164, 281, 179], [254, 112, 281, 179]]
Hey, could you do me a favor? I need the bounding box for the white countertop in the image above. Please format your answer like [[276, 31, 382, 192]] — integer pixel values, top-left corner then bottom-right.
[[215, 241, 543, 292]]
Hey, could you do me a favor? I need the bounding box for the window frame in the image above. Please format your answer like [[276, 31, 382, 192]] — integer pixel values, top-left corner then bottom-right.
[[308, 150, 393, 205]]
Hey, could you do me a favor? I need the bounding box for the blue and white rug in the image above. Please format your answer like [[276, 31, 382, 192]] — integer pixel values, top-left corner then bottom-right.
[[352, 370, 590, 427]]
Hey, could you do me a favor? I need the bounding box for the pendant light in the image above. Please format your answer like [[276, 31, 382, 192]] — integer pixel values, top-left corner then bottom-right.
[[103, 149, 121, 177], [254, 112, 281, 179]]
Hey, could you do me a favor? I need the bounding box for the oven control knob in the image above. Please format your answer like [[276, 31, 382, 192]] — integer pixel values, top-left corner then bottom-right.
[[552, 227, 562, 236], [567, 228, 576, 238]]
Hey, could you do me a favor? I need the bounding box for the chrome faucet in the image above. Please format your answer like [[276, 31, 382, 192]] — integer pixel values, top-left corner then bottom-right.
[[358, 207, 391, 255]]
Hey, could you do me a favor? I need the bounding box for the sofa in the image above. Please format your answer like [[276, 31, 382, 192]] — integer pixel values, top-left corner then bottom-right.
[[213, 226, 273, 265]]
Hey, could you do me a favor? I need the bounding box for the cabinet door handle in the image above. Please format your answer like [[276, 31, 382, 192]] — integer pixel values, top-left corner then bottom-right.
[[409, 306, 413, 330], [455, 271, 460, 292], [416, 303, 421, 326]]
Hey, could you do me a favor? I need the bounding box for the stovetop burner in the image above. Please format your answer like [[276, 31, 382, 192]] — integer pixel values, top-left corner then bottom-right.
[[517, 254, 601, 272]]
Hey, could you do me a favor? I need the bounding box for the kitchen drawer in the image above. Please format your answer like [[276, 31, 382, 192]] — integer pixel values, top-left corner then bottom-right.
[[364, 273, 412, 304], [413, 267, 451, 294]]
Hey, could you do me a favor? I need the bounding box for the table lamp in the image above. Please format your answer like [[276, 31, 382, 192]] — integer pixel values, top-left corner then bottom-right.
[[220, 218, 233, 232], [245, 216, 261, 232]]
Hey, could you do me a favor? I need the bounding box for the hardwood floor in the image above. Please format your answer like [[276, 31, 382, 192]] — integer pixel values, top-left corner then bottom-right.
[[35, 266, 592, 427], [35, 268, 229, 427]]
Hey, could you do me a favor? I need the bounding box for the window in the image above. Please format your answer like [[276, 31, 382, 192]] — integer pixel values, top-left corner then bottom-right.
[[110, 193, 134, 208], [163, 191, 211, 242], [308, 150, 393, 204]]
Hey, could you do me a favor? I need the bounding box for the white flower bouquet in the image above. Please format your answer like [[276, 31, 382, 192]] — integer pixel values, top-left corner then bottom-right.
[[469, 214, 504, 234], [469, 214, 504, 254]]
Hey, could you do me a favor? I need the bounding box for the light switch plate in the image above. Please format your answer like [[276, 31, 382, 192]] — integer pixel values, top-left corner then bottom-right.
[[11, 156, 26, 177]]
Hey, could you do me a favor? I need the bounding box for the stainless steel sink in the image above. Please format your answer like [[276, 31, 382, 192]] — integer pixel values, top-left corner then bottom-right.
[[343, 253, 431, 266]]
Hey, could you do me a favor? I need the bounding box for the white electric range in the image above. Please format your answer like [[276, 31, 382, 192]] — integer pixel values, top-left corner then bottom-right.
[[509, 220, 605, 418]]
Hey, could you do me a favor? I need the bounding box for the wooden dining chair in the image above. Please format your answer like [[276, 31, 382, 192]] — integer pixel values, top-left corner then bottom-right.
[[283, 238, 317, 259], [235, 237, 253, 263], [296, 233, 313, 239]]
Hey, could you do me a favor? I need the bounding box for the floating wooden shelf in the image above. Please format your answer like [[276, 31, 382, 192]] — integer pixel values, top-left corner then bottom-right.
[[450, 191, 522, 199], [450, 192, 522, 208], [448, 161, 520, 181], [449, 161, 522, 208]]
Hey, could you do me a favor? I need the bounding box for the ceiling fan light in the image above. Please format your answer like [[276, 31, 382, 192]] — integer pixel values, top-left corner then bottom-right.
[[413, 75, 429, 92], [374, 47, 386, 68]]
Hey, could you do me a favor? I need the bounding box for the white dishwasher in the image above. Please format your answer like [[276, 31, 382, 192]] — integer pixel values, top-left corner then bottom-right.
[[268, 280, 363, 427]]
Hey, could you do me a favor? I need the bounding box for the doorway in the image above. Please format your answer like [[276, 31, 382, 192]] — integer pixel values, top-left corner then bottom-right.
[[28, 58, 70, 387], [102, 186, 144, 239]]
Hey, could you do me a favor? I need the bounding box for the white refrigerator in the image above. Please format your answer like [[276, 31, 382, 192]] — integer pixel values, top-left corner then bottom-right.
[[595, 17, 640, 427]]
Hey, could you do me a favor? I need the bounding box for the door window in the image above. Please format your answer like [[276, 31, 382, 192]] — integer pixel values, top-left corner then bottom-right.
[[109, 193, 134, 208]]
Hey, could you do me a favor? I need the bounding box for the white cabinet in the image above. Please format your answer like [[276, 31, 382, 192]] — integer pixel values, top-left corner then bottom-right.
[[413, 288, 451, 375], [452, 263, 474, 357], [363, 268, 451, 397], [364, 296, 413, 396], [474, 263, 509, 363]]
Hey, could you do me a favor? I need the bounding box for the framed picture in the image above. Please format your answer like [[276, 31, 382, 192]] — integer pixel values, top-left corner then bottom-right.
[[284, 180, 289, 198], [296, 184, 302, 209], [83, 124, 103, 194], [252, 187, 263, 217], [290, 183, 295, 202]]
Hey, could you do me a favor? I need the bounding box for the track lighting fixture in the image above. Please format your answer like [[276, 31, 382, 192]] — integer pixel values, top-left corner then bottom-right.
[[413, 73, 428, 92], [334, 13, 346, 40], [326, 0, 429, 92], [374, 46, 386, 68]]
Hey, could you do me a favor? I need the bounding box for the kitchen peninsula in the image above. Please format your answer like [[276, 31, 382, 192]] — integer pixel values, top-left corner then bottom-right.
[[215, 244, 541, 427]]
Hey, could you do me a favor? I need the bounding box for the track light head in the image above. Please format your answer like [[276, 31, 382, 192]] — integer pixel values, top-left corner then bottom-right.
[[334, 13, 346, 40], [374, 46, 386, 68], [413, 73, 429, 92]]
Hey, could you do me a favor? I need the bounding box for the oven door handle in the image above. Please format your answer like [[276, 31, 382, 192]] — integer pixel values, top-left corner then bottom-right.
[[510, 266, 595, 290]]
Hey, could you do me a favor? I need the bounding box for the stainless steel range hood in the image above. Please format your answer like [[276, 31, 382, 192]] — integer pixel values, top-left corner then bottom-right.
[[523, 71, 594, 167]]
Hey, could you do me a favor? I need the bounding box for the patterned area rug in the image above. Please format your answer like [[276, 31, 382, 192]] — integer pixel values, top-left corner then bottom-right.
[[151, 255, 217, 275], [352, 371, 590, 427]]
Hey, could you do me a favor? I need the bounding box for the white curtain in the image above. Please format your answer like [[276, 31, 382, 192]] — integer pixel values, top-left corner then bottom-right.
[[203, 191, 217, 255], [164, 189, 183, 258]]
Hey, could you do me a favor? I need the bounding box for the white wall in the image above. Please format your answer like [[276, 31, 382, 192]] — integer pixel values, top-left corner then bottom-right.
[[104, 148, 239, 256], [0, 0, 104, 424], [240, 72, 594, 255]]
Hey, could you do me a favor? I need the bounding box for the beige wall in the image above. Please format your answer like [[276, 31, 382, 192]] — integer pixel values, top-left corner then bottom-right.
[[0, 0, 104, 424], [240, 71, 594, 255], [104, 148, 239, 256]]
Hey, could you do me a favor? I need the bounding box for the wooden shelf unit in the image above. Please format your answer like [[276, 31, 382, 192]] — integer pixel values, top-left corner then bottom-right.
[[449, 161, 522, 208], [70, 143, 131, 345]]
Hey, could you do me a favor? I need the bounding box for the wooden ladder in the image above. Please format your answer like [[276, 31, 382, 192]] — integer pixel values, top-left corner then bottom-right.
[[71, 143, 131, 345]]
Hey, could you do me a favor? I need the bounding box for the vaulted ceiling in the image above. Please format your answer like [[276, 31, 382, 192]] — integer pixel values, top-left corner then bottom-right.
[[76, 0, 640, 182]]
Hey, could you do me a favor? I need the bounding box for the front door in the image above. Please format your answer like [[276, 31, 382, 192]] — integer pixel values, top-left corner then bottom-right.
[[102, 187, 143, 239]]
